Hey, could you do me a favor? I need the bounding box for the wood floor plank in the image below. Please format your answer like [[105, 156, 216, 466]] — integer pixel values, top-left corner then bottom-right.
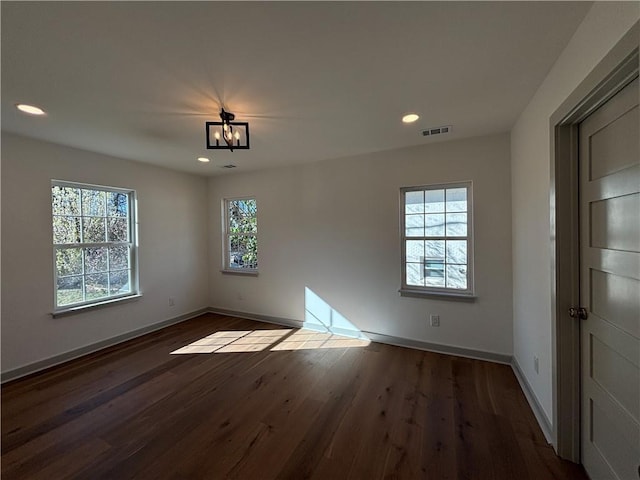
[[418, 352, 453, 476], [1, 313, 587, 480]]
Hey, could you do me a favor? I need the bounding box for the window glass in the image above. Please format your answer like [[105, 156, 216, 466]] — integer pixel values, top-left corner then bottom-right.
[[400, 183, 473, 295], [224, 198, 258, 271], [52, 182, 137, 309]]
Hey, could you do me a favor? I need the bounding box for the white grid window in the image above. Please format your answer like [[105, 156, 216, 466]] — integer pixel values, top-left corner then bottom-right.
[[52, 181, 138, 310], [223, 197, 258, 272], [400, 182, 474, 296]]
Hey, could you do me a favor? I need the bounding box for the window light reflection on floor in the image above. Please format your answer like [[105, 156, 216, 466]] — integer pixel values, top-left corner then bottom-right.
[[271, 330, 369, 351], [170, 328, 369, 355]]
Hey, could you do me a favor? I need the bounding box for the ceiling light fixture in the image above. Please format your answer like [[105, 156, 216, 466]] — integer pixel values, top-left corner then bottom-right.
[[402, 113, 419, 123], [16, 103, 46, 115], [197, 157, 210, 163], [205, 108, 250, 152]]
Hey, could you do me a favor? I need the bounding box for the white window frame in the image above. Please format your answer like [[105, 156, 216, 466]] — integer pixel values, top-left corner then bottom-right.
[[52, 180, 139, 314], [399, 181, 475, 298], [221, 196, 258, 275]]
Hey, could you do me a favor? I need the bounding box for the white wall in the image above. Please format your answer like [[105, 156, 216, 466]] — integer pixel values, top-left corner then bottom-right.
[[511, 3, 639, 426], [209, 134, 513, 356], [1, 133, 209, 373]]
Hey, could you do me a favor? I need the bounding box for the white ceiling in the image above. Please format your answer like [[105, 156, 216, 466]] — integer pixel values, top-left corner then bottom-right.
[[2, 2, 591, 176]]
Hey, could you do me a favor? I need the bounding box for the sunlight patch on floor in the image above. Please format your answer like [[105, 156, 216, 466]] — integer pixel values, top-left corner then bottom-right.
[[271, 330, 370, 351], [170, 328, 369, 355], [170, 329, 288, 354]]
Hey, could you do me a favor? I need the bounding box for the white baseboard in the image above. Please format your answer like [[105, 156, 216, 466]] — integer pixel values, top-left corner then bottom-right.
[[208, 307, 304, 329], [362, 330, 512, 364], [511, 357, 553, 443], [1, 307, 209, 384]]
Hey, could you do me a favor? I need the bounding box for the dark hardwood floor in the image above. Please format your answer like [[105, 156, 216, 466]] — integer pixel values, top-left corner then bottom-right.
[[1, 313, 587, 479]]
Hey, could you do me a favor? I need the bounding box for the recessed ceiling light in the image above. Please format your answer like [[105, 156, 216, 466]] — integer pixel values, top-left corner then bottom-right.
[[402, 113, 420, 123], [16, 104, 46, 115], [197, 157, 210, 163]]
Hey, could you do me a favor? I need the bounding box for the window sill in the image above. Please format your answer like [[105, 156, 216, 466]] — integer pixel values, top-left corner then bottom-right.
[[220, 269, 259, 277], [399, 288, 476, 301], [51, 293, 142, 318]]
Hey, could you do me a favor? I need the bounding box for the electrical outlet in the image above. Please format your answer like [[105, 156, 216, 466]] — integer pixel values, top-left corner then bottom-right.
[[534, 356, 539, 374], [168, 297, 175, 307], [429, 314, 440, 327]]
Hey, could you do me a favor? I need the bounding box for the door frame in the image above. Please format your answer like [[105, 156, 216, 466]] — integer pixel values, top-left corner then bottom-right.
[[549, 23, 639, 462]]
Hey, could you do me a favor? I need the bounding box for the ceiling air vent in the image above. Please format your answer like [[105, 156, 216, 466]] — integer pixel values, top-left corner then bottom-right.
[[422, 125, 452, 137], [220, 164, 237, 169]]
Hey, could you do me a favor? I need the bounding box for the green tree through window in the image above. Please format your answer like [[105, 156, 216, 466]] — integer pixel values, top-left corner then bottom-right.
[[52, 181, 137, 310], [224, 198, 257, 271]]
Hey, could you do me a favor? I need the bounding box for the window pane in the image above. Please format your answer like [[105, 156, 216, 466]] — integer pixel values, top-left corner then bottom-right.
[[82, 189, 106, 216], [406, 263, 423, 286], [229, 235, 243, 268], [238, 215, 257, 233], [229, 203, 257, 233], [405, 215, 424, 237], [405, 191, 424, 214], [425, 214, 445, 236], [244, 244, 258, 269], [107, 192, 128, 217], [83, 217, 106, 243], [228, 213, 241, 232], [108, 218, 128, 242], [109, 270, 130, 295], [85, 247, 108, 273], [425, 189, 445, 213], [445, 213, 467, 237], [109, 245, 129, 271], [425, 240, 445, 260], [228, 201, 242, 222], [56, 248, 83, 277], [57, 275, 83, 306], [53, 216, 81, 244], [425, 267, 446, 287], [85, 273, 108, 300], [446, 188, 467, 212], [424, 259, 445, 282], [52, 186, 80, 216], [406, 240, 424, 263], [248, 216, 258, 233], [446, 265, 467, 289], [243, 199, 257, 216], [446, 240, 467, 265], [231, 198, 257, 217]]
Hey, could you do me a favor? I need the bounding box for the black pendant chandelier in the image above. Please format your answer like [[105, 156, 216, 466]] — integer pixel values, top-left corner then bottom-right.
[[205, 109, 250, 151]]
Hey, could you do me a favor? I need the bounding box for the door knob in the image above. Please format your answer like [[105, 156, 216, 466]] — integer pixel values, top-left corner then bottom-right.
[[568, 307, 588, 320]]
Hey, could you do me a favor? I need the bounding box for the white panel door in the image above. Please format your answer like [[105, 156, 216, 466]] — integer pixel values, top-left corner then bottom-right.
[[579, 77, 639, 480]]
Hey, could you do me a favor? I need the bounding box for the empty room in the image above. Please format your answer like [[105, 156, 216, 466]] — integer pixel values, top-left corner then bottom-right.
[[1, 2, 638, 479]]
